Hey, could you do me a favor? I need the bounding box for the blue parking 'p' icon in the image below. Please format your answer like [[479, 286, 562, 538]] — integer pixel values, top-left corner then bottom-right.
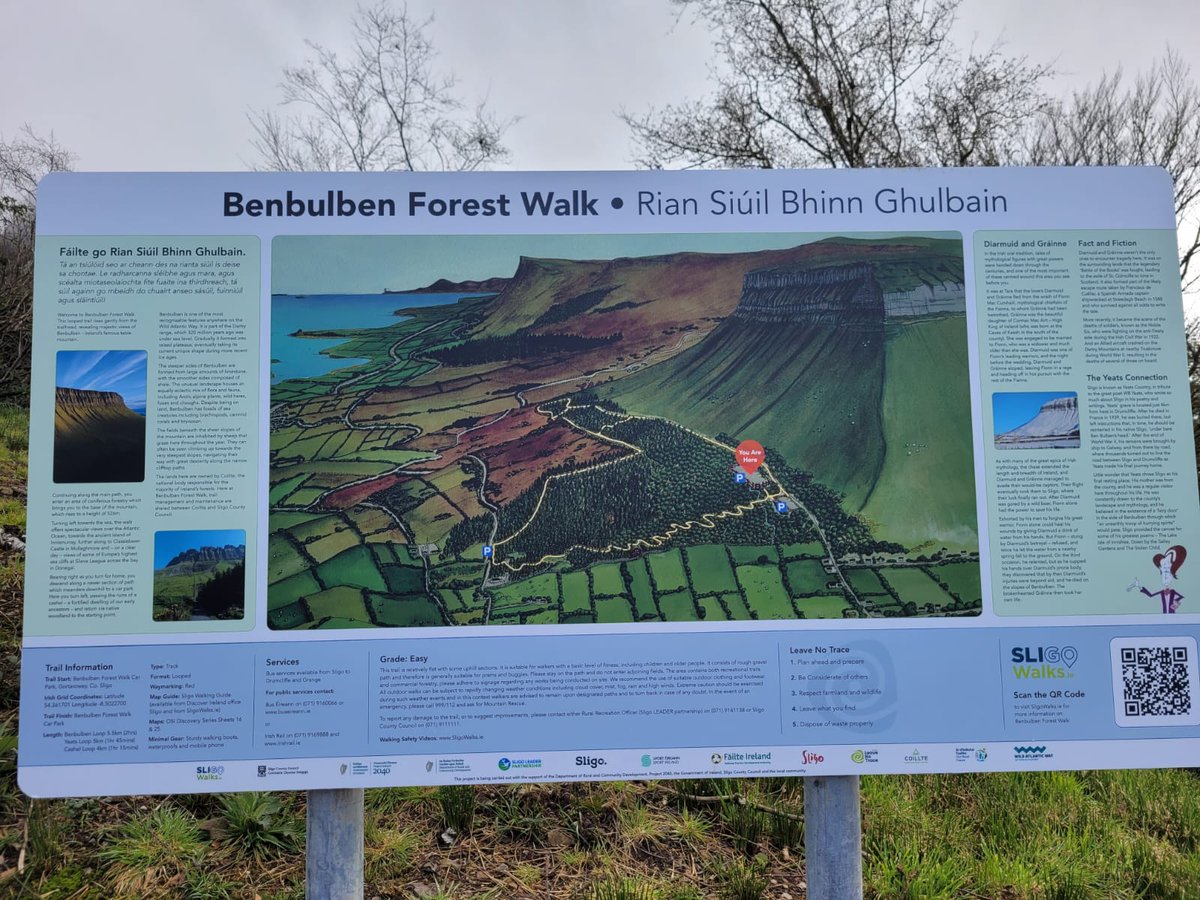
[[482, 545, 494, 558], [733, 472, 746, 484], [774, 500, 788, 514]]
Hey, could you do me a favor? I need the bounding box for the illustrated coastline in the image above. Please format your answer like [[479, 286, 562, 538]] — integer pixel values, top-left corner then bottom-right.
[[385, 276, 510, 294]]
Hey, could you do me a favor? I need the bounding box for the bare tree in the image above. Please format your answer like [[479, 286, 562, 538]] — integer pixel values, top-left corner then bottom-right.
[[623, 0, 1049, 169], [1029, 51, 1200, 295], [0, 127, 74, 406], [1189, 317, 1200, 464], [626, 0, 1200, 301], [250, 2, 513, 172]]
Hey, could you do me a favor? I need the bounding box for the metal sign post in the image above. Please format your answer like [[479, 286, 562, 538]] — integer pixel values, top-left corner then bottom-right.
[[804, 775, 863, 899], [307, 788, 364, 900]]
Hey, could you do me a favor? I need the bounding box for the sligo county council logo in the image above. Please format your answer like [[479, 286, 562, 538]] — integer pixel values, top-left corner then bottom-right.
[[498, 758, 512, 771]]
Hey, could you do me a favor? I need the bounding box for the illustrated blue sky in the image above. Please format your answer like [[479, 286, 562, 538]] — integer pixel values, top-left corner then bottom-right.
[[55, 350, 147, 415], [154, 529, 246, 570], [272, 232, 956, 295], [992, 391, 1076, 435]]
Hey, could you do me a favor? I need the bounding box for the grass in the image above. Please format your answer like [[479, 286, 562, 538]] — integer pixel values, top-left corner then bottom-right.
[[217, 791, 302, 859], [98, 803, 205, 897], [3, 424, 1200, 896], [0, 405, 27, 532]]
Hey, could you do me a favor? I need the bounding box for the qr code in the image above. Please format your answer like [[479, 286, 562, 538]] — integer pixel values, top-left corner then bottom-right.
[[1111, 637, 1200, 727]]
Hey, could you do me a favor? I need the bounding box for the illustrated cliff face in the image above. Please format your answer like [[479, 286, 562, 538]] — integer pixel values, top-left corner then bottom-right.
[[732, 262, 886, 330], [53, 387, 146, 483], [604, 239, 977, 549], [607, 260, 889, 509]]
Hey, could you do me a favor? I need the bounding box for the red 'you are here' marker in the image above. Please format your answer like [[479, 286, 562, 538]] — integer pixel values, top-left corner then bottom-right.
[[735, 439, 765, 474]]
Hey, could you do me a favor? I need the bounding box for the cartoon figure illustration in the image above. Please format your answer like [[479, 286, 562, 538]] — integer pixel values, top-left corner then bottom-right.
[[1127, 545, 1186, 613]]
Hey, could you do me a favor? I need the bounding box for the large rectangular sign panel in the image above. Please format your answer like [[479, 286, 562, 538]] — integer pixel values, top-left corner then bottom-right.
[[20, 168, 1200, 796]]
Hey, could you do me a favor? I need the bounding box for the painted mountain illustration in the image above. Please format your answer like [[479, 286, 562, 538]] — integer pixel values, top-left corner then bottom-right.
[[996, 395, 1080, 449], [600, 238, 976, 549], [53, 387, 146, 483], [267, 232, 983, 630], [388, 276, 510, 294]]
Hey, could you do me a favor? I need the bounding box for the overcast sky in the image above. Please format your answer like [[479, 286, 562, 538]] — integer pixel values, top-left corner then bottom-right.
[[5, 0, 1199, 173], [6, 1, 1198, 312]]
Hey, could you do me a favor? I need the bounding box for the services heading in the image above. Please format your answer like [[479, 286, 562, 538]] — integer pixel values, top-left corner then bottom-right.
[[222, 186, 1009, 220]]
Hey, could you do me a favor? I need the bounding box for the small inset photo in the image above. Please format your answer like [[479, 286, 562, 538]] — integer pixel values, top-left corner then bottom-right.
[[993, 391, 1080, 450], [153, 529, 246, 622], [54, 350, 147, 483]]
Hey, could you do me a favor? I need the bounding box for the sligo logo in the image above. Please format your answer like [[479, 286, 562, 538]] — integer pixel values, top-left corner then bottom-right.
[[195, 765, 225, 782], [801, 750, 825, 765], [1011, 646, 1078, 679], [576, 755, 606, 769]]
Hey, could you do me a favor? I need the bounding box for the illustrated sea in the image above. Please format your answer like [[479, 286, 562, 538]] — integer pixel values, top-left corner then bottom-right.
[[271, 293, 472, 382]]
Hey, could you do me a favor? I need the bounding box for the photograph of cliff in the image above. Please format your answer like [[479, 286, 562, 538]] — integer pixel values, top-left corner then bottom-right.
[[53, 350, 147, 483], [267, 233, 981, 630], [993, 392, 1081, 449], [152, 529, 246, 621]]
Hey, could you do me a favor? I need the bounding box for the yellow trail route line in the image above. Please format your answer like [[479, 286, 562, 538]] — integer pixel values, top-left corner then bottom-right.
[[495, 492, 783, 575], [491, 398, 792, 574]]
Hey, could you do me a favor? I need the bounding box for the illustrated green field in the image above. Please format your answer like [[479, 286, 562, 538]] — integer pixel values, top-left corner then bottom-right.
[[267, 234, 982, 629]]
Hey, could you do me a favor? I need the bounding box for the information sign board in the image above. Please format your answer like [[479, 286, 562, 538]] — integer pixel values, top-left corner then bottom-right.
[[19, 168, 1200, 796]]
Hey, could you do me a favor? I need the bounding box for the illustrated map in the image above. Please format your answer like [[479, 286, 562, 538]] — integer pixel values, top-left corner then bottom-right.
[[268, 234, 982, 629]]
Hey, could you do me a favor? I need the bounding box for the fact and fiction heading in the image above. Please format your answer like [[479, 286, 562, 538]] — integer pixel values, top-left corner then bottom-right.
[[222, 186, 1009, 220]]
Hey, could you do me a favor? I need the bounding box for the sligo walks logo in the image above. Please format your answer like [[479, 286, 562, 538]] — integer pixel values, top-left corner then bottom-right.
[[1011, 645, 1078, 679]]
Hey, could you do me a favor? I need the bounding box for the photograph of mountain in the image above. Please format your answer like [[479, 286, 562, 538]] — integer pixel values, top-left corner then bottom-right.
[[993, 391, 1081, 449], [152, 529, 246, 622], [268, 233, 981, 630], [53, 350, 147, 483]]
